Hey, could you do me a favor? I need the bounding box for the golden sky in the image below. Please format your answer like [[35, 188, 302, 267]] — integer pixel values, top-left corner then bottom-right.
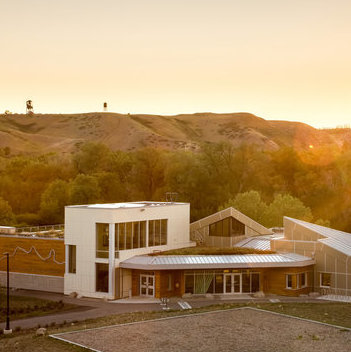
[[1, 0, 350, 128]]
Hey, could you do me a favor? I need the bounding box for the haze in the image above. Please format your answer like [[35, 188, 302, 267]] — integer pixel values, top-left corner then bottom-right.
[[1, 0, 350, 128]]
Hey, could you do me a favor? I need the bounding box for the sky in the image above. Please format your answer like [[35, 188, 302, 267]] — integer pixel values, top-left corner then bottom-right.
[[1, 0, 350, 128]]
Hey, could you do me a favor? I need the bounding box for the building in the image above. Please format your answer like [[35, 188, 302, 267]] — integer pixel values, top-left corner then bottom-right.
[[64, 202, 194, 299], [64, 203, 314, 299], [2, 202, 351, 300], [272, 217, 351, 296]]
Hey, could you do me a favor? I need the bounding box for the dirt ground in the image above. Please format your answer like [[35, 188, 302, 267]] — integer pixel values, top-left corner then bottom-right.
[[54, 307, 351, 352]]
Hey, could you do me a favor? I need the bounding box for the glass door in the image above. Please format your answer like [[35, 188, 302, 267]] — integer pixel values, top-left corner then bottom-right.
[[233, 274, 241, 293], [223, 273, 241, 294], [140, 274, 155, 297], [224, 274, 232, 294]]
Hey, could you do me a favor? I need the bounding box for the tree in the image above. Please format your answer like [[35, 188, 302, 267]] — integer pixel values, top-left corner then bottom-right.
[[262, 194, 313, 228], [131, 148, 167, 200], [0, 197, 16, 225], [39, 180, 70, 224], [314, 218, 331, 227], [96, 172, 128, 203], [219, 190, 268, 223], [73, 142, 113, 174], [69, 174, 101, 205]]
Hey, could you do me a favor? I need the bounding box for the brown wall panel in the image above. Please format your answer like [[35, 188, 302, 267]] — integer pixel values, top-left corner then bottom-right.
[[265, 266, 313, 296], [0, 236, 64, 277]]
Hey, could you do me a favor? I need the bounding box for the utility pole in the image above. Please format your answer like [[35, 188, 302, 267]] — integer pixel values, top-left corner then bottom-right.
[[3, 253, 12, 334]]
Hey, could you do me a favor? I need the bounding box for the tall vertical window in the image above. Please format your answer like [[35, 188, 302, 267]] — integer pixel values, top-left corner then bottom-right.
[[161, 219, 167, 245], [149, 219, 168, 247], [96, 263, 109, 293], [140, 221, 146, 248], [68, 245, 76, 274], [96, 223, 109, 258], [126, 222, 132, 250], [298, 273, 307, 288], [286, 274, 293, 289]]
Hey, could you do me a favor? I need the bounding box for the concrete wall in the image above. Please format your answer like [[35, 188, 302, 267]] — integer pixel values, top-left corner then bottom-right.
[[0, 271, 63, 293], [64, 203, 193, 299]]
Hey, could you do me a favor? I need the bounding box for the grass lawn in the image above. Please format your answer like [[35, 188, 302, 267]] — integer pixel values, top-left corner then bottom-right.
[[149, 246, 274, 256], [1, 301, 350, 352], [0, 290, 77, 323]]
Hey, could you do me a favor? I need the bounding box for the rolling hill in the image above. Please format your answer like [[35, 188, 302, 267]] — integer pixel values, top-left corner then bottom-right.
[[0, 112, 349, 155]]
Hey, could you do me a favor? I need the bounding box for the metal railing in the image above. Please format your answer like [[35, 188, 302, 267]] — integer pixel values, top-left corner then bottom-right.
[[16, 224, 64, 234]]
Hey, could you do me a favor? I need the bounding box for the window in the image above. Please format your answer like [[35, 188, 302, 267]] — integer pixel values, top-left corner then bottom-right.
[[140, 221, 146, 247], [251, 273, 260, 293], [96, 223, 109, 258], [184, 270, 259, 295], [209, 217, 245, 237], [68, 245, 76, 274], [161, 219, 167, 245], [96, 263, 109, 293], [168, 274, 173, 291], [320, 273, 331, 288], [286, 274, 293, 289], [185, 274, 195, 294], [298, 272, 307, 288], [133, 222, 140, 249], [118, 223, 125, 250], [149, 219, 168, 247], [115, 221, 147, 252]]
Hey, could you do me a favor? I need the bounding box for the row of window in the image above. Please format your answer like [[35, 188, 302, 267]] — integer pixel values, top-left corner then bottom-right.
[[286, 272, 307, 289], [96, 219, 168, 258], [185, 271, 260, 294], [285, 272, 333, 290]]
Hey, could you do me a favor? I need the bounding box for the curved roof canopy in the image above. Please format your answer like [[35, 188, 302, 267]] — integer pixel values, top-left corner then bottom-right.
[[120, 253, 314, 270]]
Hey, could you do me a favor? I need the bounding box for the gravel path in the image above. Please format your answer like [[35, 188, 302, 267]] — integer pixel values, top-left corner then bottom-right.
[[54, 308, 351, 352]]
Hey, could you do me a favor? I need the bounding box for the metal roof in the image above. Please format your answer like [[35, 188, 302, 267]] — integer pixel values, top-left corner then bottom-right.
[[66, 201, 188, 209], [318, 237, 351, 256], [285, 217, 351, 256], [120, 253, 314, 270], [235, 238, 271, 251], [235, 234, 284, 251]]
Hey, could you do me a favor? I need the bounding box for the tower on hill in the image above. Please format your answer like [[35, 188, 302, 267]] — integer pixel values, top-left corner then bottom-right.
[[26, 100, 34, 115]]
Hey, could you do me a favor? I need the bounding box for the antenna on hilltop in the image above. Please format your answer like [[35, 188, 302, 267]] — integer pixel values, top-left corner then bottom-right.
[[103, 102, 108, 112], [26, 100, 34, 115]]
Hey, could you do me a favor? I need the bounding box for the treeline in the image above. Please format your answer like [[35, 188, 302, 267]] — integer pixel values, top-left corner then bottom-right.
[[0, 142, 351, 231]]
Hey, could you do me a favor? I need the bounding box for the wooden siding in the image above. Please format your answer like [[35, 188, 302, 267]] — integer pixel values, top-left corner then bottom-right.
[[0, 236, 65, 277], [130, 265, 314, 298], [264, 265, 314, 296]]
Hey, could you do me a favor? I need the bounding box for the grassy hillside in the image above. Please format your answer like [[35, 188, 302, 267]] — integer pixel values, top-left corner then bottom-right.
[[0, 112, 347, 155]]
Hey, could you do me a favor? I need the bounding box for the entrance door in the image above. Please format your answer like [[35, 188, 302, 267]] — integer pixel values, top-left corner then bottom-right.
[[224, 273, 241, 294], [140, 274, 155, 297]]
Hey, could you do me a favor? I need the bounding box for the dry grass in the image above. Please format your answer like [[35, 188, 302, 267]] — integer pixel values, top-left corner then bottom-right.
[[0, 112, 345, 155]]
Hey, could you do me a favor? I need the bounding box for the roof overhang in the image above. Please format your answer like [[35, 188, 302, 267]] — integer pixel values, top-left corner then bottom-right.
[[120, 253, 315, 271]]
